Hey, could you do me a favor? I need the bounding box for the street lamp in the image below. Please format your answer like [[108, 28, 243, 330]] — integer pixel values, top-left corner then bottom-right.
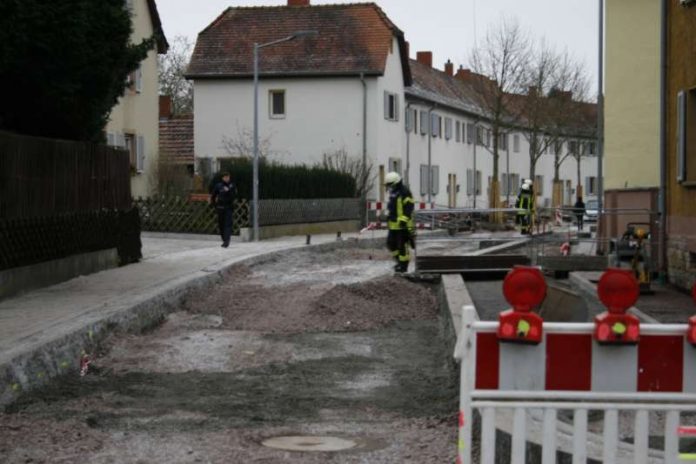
[[253, 30, 318, 241]]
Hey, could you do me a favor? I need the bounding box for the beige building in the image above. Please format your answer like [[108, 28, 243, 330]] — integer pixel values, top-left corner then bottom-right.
[[603, 0, 662, 254], [605, 0, 661, 191], [106, 0, 168, 198]]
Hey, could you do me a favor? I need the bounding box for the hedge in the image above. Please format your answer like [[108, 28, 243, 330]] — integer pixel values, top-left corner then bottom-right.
[[212, 158, 356, 200]]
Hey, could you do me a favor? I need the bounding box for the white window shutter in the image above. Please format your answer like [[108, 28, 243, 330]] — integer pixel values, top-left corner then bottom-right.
[[677, 90, 686, 182], [420, 164, 429, 196], [405, 109, 412, 132], [394, 95, 399, 122], [136, 135, 145, 171], [384, 91, 389, 120], [420, 111, 428, 135], [431, 165, 439, 195]]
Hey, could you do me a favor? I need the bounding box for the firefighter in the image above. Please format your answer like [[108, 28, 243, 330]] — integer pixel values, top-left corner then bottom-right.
[[515, 179, 534, 235], [384, 171, 415, 273]]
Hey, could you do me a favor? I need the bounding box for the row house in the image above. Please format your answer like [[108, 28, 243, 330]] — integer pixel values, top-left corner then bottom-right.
[[187, 0, 598, 209], [105, 0, 168, 197]]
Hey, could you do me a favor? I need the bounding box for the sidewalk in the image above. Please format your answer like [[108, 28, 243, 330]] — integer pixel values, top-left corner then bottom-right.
[[0, 230, 386, 406], [570, 271, 695, 323]]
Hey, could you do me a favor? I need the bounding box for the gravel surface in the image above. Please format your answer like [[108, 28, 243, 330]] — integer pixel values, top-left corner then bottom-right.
[[0, 245, 458, 463]]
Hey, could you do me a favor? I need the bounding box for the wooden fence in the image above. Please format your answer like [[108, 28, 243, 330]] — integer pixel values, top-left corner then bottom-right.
[[133, 197, 250, 235], [0, 130, 130, 219], [0, 131, 139, 270]]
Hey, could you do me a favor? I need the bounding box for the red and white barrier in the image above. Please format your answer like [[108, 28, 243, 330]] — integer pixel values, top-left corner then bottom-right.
[[362, 200, 434, 232], [455, 268, 696, 464]]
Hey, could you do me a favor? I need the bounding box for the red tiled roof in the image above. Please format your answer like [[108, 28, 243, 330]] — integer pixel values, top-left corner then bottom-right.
[[409, 59, 597, 137], [159, 114, 193, 164], [186, 3, 410, 84]]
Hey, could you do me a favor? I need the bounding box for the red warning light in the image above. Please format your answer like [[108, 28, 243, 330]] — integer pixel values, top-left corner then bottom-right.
[[498, 266, 546, 344], [594, 269, 640, 344], [502, 266, 547, 312], [597, 268, 640, 314]]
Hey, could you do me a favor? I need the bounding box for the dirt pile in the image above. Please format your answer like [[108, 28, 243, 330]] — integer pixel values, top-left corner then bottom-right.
[[186, 267, 438, 333]]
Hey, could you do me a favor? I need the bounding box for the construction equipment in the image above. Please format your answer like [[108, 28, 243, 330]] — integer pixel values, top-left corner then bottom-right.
[[612, 222, 652, 293]]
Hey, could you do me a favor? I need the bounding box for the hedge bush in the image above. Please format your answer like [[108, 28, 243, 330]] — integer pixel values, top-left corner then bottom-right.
[[212, 158, 356, 200]]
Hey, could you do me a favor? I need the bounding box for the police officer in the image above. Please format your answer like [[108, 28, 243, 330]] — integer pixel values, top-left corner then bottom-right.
[[385, 171, 415, 273], [210, 171, 238, 248], [515, 179, 534, 235]]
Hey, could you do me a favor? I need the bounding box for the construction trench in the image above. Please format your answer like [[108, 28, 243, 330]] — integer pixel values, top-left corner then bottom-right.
[[1, 231, 694, 463]]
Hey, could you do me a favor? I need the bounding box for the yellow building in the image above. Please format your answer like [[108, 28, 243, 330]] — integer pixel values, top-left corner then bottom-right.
[[603, 0, 661, 241], [105, 0, 168, 198]]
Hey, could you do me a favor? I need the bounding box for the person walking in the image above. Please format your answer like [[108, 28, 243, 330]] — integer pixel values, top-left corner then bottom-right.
[[385, 171, 415, 274], [210, 171, 237, 248], [515, 180, 534, 235], [574, 196, 586, 231]]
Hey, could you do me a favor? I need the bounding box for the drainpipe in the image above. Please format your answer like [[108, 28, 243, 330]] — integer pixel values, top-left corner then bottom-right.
[[427, 106, 435, 205], [659, 0, 668, 279], [597, 0, 605, 216], [361, 72, 368, 227], [405, 102, 412, 187], [473, 120, 478, 209]]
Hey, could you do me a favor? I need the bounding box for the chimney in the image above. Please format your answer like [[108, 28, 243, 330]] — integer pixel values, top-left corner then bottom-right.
[[444, 59, 454, 77], [454, 66, 471, 81], [159, 95, 172, 120], [288, 0, 310, 5], [416, 51, 432, 68]]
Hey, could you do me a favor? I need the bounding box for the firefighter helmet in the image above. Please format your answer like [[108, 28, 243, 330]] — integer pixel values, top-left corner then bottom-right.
[[385, 171, 401, 186]]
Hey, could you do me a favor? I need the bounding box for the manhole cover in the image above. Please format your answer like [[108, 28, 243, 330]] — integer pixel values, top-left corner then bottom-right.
[[261, 436, 357, 452]]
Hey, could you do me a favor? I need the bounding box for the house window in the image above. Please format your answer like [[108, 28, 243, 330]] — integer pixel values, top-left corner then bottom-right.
[[269, 90, 286, 118], [585, 176, 598, 196], [677, 88, 696, 182], [445, 118, 453, 140], [467, 123, 474, 144], [388, 157, 402, 176], [467, 169, 482, 195], [456, 121, 461, 142], [569, 140, 579, 155], [431, 113, 441, 138], [124, 133, 145, 172], [405, 108, 415, 133], [420, 165, 439, 195], [499, 133, 508, 151], [384, 91, 399, 121], [476, 126, 484, 146], [420, 111, 428, 136], [513, 134, 520, 153], [534, 175, 544, 196]]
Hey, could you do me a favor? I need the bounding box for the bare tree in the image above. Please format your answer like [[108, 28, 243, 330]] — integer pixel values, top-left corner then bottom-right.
[[321, 148, 375, 200], [519, 43, 592, 207], [469, 18, 531, 209], [220, 125, 272, 159], [158, 35, 194, 115]]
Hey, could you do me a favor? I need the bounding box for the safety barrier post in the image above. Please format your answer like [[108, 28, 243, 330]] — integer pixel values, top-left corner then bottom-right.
[[456, 305, 477, 464]]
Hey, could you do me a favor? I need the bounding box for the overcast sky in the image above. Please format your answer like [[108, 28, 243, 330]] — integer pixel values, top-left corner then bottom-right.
[[158, 0, 600, 94]]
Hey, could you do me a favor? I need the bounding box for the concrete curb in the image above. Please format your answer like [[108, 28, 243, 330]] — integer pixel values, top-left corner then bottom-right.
[[0, 235, 387, 408]]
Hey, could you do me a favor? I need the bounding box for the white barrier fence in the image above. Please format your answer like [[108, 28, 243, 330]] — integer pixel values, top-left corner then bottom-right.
[[456, 306, 696, 464]]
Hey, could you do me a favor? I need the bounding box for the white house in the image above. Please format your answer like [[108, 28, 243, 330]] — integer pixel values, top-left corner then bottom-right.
[[187, 0, 598, 209]]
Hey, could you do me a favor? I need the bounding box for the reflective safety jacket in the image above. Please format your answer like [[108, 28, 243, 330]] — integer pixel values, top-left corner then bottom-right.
[[515, 192, 533, 215], [387, 182, 415, 230]]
